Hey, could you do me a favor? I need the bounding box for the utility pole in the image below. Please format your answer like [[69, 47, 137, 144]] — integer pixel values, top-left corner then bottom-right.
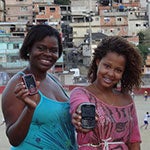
[[89, 14, 92, 61], [82, 0, 93, 61], [89, 0, 93, 61]]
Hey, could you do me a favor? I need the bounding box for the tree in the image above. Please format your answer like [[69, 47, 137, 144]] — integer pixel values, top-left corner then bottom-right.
[[138, 29, 150, 46], [137, 44, 149, 64], [138, 31, 145, 44], [137, 29, 150, 65]]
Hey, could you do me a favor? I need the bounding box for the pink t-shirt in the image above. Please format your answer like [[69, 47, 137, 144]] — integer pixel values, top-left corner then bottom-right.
[[70, 87, 141, 150]]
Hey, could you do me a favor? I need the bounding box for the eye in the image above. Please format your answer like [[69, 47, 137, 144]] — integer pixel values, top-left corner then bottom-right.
[[36, 45, 46, 51], [103, 63, 111, 69], [49, 48, 58, 54], [115, 68, 123, 74]]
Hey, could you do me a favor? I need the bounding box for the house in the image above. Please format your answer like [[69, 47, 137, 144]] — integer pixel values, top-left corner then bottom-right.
[[0, 33, 28, 75]]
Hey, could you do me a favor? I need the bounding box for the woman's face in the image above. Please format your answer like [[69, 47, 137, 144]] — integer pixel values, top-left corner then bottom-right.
[[96, 52, 126, 89], [29, 36, 59, 72]]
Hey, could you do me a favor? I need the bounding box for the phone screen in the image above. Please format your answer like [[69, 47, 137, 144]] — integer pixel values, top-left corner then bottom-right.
[[22, 74, 38, 95], [81, 103, 96, 129]]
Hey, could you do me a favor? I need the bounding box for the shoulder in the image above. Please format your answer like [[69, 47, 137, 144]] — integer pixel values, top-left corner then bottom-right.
[[70, 87, 88, 96], [70, 86, 92, 113], [70, 86, 96, 103], [70, 86, 92, 101], [3, 73, 22, 91], [47, 73, 62, 85], [114, 90, 133, 106]]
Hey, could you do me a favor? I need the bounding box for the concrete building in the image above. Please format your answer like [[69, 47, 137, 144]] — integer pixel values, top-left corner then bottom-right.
[[128, 8, 148, 36], [33, 2, 61, 31], [33, 0, 54, 3], [0, 0, 6, 22], [70, 0, 99, 46], [5, 0, 33, 23], [99, 5, 128, 36], [0, 33, 27, 74], [0, 22, 27, 37], [147, 1, 150, 27], [0, 0, 149, 75], [98, 0, 148, 37], [70, 15, 101, 46], [60, 5, 71, 24], [71, 0, 98, 14]]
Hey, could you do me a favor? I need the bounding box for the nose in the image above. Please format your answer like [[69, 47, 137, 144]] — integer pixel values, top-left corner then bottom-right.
[[108, 69, 115, 77], [44, 50, 58, 60], [45, 48, 51, 53], [43, 50, 51, 56]]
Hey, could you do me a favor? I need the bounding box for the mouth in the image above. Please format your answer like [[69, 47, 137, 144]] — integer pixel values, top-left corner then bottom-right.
[[40, 59, 54, 67], [103, 77, 113, 84]]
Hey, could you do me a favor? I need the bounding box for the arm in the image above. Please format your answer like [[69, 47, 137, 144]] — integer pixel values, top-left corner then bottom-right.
[[127, 101, 141, 150], [127, 142, 141, 150], [1, 75, 40, 146], [70, 88, 95, 132]]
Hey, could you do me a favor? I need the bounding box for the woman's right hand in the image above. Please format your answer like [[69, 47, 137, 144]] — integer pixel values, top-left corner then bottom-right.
[[72, 106, 93, 133], [14, 81, 39, 109]]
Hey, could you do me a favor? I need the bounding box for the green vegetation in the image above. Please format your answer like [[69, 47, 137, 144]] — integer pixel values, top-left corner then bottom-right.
[[137, 44, 149, 64], [137, 29, 150, 65]]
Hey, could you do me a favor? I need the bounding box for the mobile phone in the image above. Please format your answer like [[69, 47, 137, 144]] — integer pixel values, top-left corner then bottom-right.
[[81, 103, 96, 129], [22, 74, 38, 95]]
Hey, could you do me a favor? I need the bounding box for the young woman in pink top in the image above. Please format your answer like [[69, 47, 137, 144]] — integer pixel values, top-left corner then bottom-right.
[[70, 36, 142, 150]]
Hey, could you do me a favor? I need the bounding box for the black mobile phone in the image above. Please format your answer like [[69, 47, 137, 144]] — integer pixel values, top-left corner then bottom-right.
[[22, 74, 38, 95], [81, 103, 96, 129]]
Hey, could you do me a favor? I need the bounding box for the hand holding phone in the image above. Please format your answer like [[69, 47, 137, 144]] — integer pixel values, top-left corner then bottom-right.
[[81, 103, 96, 129], [22, 74, 38, 95]]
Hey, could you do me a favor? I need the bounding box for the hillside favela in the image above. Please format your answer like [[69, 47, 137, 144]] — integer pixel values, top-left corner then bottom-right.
[[0, 0, 150, 149]]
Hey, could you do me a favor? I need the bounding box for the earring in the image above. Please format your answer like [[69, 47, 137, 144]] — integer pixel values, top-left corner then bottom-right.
[[27, 53, 29, 56], [116, 80, 121, 89]]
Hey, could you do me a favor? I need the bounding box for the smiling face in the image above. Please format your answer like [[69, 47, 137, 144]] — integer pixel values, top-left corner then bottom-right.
[[29, 36, 59, 72], [96, 52, 126, 89]]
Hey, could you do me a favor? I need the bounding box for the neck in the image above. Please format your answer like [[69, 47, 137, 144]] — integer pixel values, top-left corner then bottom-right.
[[90, 82, 119, 106], [24, 66, 47, 81], [92, 82, 113, 94]]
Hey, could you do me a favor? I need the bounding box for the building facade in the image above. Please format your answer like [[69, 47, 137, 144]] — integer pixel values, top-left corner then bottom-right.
[[0, 0, 5, 21], [0, 33, 27, 73], [33, 2, 61, 31], [0, 0, 149, 75], [5, 0, 33, 23]]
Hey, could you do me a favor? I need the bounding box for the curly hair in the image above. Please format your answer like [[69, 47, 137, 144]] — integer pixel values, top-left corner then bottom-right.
[[19, 24, 63, 60], [88, 36, 143, 93]]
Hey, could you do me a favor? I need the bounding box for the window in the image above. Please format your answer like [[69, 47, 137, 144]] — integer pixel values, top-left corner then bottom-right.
[[117, 17, 121, 21], [50, 7, 55, 12], [136, 24, 141, 27], [104, 17, 110, 22], [60, 7, 66, 11], [21, 6, 28, 11], [18, 16, 28, 20], [16, 0, 27, 1], [8, 43, 13, 50], [13, 43, 19, 49], [39, 6, 45, 12], [95, 17, 99, 21]]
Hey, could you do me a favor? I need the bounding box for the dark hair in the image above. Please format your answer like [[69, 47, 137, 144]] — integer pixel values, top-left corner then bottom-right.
[[20, 24, 63, 60], [88, 36, 143, 93]]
